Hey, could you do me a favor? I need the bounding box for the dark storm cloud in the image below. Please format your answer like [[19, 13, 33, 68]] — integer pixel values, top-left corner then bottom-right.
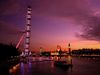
[[78, 15, 100, 41]]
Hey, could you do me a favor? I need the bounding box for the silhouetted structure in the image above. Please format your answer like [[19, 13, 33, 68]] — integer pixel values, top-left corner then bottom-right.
[[20, 6, 32, 56], [24, 6, 32, 56], [0, 43, 20, 62], [72, 48, 100, 55], [68, 43, 71, 54]]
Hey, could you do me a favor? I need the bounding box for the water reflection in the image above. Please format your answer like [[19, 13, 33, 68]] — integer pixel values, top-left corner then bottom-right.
[[8, 57, 100, 75], [18, 56, 73, 75], [20, 62, 32, 75], [51, 61, 54, 68], [20, 62, 24, 75], [9, 64, 20, 75]]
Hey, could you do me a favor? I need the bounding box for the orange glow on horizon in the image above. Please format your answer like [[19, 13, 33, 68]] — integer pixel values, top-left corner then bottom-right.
[[30, 40, 100, 52]]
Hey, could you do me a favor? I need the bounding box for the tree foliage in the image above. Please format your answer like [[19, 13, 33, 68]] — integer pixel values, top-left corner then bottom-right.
[[0, 43, 20, 61]]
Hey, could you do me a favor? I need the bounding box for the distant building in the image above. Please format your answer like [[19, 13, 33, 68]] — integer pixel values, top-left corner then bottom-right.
[[68, 43, 71, 54]]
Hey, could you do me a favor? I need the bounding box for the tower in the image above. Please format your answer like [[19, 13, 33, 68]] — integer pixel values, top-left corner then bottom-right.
[[24, 6, 32, 56], [57, 45, 61, 52], [68, 43, 71, 54], [56, 45, 62, 55]]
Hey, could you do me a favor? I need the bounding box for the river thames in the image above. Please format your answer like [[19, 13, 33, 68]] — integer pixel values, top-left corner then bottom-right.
[[8, 57, 100, 75]]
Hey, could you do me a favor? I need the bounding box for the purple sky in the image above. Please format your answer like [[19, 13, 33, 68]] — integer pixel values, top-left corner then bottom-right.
[[0, 0, 100, 51]]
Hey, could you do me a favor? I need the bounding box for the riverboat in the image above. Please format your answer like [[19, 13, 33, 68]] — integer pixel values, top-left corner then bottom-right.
[[54, 56, 72, 68]]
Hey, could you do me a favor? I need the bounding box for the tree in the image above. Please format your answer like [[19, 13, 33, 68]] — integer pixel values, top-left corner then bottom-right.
[[0, 43, 20, 61]]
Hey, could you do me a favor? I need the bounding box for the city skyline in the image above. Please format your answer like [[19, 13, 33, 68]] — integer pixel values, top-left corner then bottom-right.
[[0, 0, 100, 51]]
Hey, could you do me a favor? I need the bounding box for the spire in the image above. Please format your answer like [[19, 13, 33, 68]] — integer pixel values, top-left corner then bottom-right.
[[28, 5, 31, 8]]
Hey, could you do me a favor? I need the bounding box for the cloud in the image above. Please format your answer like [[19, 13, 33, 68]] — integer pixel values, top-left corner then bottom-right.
[[30, 0, 91, 17], [78, 15, 100, 41], [0, 21, 22, 35], [0, 21, 22, 44], [0, 0, 100, 41], [30, 0, 100, 41], [0, 0, 21, 15]]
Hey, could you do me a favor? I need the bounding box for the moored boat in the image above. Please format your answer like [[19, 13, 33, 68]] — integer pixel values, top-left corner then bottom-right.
[[54, 56, 72, 68]]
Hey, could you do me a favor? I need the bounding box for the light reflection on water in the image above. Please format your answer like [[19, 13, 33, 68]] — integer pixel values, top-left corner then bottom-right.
[[10, 57, 100, 75], [9, 64, 20, 75], [20, 62, 32, 75], [20, 62, 24, 75]]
